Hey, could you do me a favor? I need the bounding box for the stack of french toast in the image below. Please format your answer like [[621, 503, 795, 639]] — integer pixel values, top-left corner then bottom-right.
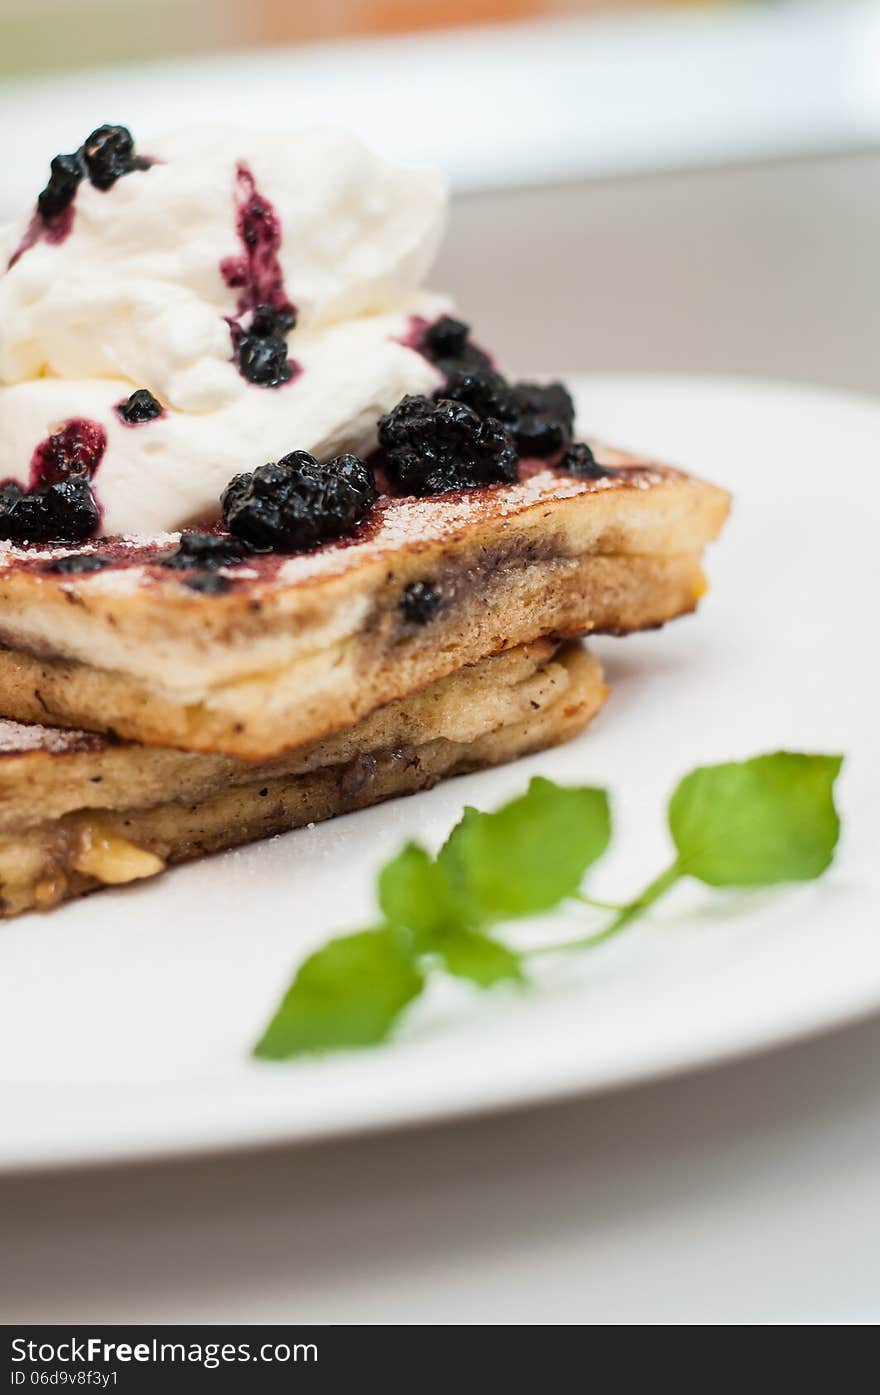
[[0, 430, 728, 916], [0, 124, 729, 916]]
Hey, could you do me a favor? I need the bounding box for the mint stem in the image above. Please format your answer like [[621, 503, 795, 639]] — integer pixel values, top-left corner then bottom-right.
[[526, 860, 682, 958], [602, 860, 683, 933], [574, 891, 629, 913]]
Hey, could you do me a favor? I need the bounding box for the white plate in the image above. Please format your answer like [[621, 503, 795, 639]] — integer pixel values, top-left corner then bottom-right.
[[0, 374, 877, 1173]]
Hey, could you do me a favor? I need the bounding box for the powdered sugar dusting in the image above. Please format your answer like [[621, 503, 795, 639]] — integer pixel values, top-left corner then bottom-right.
[[276, 461, 665, 585], [0, 454, 673, 595], [73, 568, 148, 596], [0, 718, 105, 757], [0, 531, 181, 593]]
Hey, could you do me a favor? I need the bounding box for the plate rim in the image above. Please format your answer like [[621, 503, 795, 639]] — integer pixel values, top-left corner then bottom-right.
[[1, 371, 877, 1174]]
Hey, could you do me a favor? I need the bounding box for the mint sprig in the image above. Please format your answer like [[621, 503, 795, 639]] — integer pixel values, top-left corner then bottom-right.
[[379, 841, 523, 984], [669, 752, 843, 886], [255, 926, 424, 1059], [438, 779, 611, 924], [254, 752, 843, 1060]]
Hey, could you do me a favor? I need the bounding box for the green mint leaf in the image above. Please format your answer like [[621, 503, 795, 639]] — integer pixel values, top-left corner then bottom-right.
[[379, 842, 521, 986], [378, 841, 465, 948], [437, 927, 524, 987], [254, 927, 423, 1059], [437, 776, 611, 924], [668, 751, 843, 887]]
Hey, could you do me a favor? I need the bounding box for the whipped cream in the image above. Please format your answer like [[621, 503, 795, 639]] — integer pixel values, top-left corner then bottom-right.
[[0, 127, 448, 534]]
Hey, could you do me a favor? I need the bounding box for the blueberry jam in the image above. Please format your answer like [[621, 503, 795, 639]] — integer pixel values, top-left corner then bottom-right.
[[37, 153, 84, 221], [29, 419, 106, 489], [0, 478, 99, 544], [404, 316, 577, 466], [81, 125, 150, 191], [439, 370, 575, 460], [8, 125, 152, 269], [405, 314, 493, 381], [158, 532, 251, 572], [43, 552, 112, 575], [182, 572, 233, 595], [115, 388, 164, 425], [377, 395, 517, 496], [222, 451, 377, 552], [232, 322, 294, 389], [508, 382, 575, 457], [558, 442, 615, 480], [220, 164, 299, 388], [8, 205, 76, 270], [440, 367, 516, 424], [401, 580, 443, 625], [0, 419, 105, 544]]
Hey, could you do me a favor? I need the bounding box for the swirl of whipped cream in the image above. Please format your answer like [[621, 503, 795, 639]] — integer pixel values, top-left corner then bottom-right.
[[0, 127, 448, 535]]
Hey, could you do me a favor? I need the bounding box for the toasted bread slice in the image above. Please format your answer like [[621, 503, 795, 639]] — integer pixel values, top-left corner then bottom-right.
[[0, 447, 727, 758], [0, 641, 605, 917]]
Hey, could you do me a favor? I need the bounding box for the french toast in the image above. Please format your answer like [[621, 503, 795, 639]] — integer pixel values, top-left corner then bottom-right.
[[0, 446, 728, 759], [0, 640, 605, 917]]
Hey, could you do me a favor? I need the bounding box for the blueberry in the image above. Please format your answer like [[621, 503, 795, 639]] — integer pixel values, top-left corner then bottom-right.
[[44, 552, 111, 575], [235, 333, 292, 388], [447, 342, 493, 375], [159, 532, 251, 572], [249, 303, 297, 337], [37, 152, 84, 221], [439, 368, 516, 424], [421, 316, 471, 360], [115, 388, 163, 424], [508, 382, 575, 457], [0, 483, 28, 541], [558, 442, 614, 479], [401, 580, 443, 625], [378, 395, 517, 496], [221, 451, 377, 552], [41, 477, 101, 541], [420, 316, 492, 377], [0, 477, 99, 544], [438, 370, 576, 457], [510, 381, 575, 425], [0, 490, 49, 542], [512, 412, 568, 456], [32, 126, 147, 232], [0, 482, 23, 508], [82, 125, 148, 191]]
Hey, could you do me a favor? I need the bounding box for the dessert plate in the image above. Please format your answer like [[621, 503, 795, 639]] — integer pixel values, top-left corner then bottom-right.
[[0, 373, 876, 1172]]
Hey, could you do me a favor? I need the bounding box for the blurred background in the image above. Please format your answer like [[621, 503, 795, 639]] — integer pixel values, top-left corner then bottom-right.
[[1, 0, 878, 392]]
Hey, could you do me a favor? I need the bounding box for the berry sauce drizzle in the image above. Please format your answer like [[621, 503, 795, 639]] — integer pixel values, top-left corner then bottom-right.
[[220, 163, 300, 385], [397, 313, 495, 377], [29, 419, 106, 489], [220, 163, 295, 319], [0, 419, 106, 544], [7, 206, 74, 269], [397, 314, 430, 353], [8, 131, 155, 271]]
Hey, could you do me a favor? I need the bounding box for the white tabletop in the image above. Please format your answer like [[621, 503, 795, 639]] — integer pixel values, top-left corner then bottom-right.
[[3, 1013, 879, 1324]]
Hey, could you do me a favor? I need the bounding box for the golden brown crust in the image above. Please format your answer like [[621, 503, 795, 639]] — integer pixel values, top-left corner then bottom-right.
[[0, 643, 606, 917], [0, 451, 729, 756], [0, 549, 708, 757], [0, 639, 565, 830]]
